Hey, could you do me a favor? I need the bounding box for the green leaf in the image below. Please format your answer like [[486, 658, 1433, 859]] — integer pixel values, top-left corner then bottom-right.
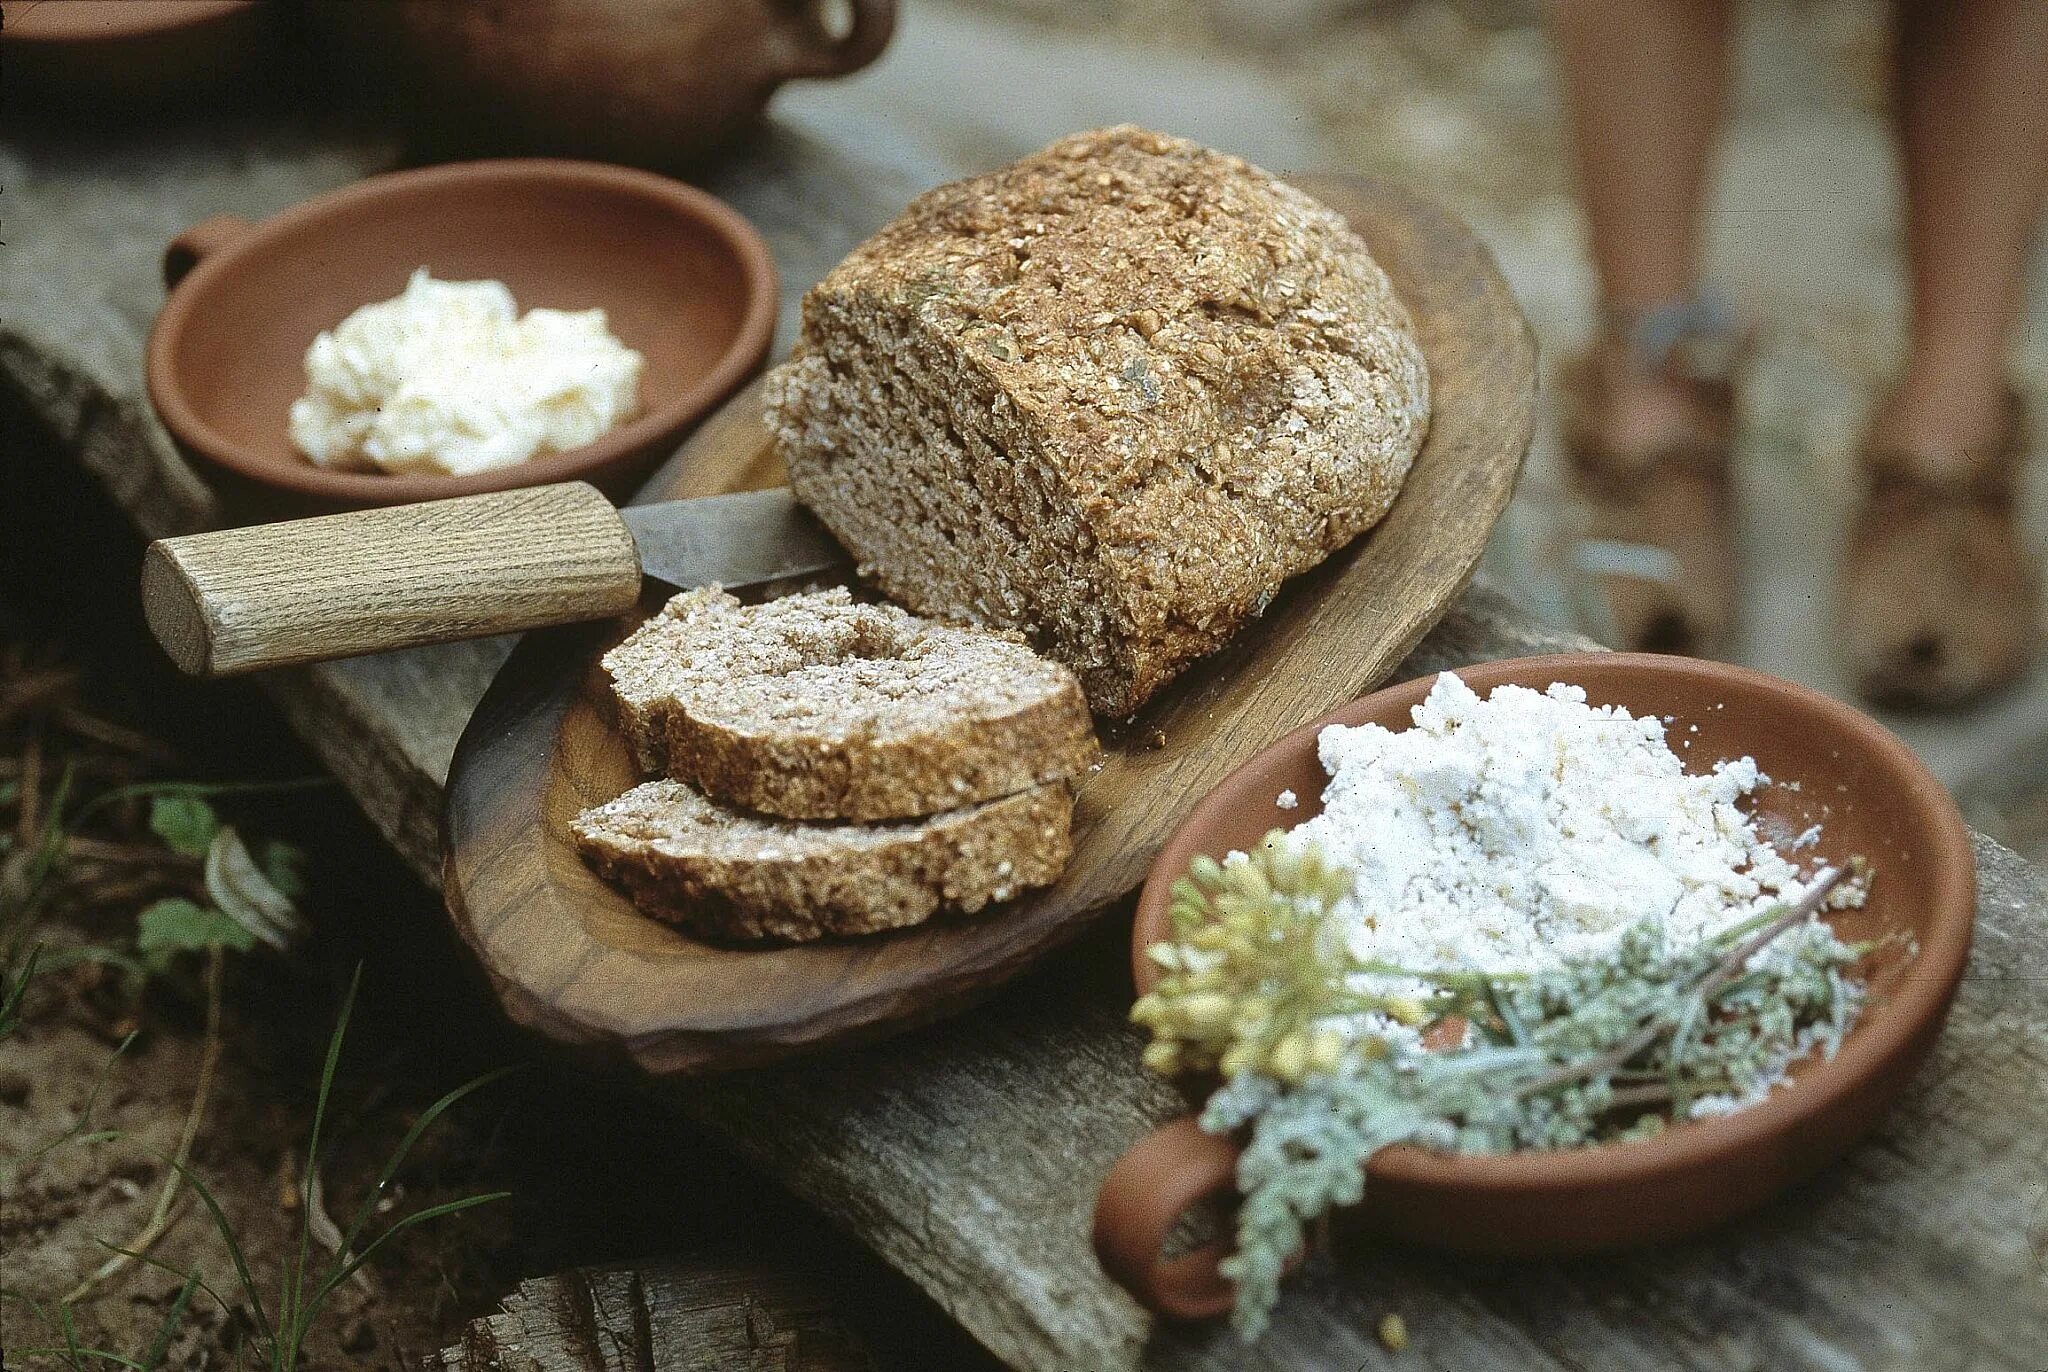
[[148, 795, 219, 859], [257, 840, 309, 902], [136, 899, 256, 963]]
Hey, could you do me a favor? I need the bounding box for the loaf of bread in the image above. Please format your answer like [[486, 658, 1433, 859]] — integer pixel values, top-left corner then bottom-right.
[[764, 125, 1430, 717], [603, 587, 1098, 821], [572, 779, 1073, 943]]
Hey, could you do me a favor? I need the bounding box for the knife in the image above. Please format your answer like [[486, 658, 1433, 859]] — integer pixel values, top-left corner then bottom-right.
[[141, 482, 848, 677]]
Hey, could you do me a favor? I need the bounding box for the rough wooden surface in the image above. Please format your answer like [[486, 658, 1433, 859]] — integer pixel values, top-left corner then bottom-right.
[[667, 757, 2048, 1372], [433, 1260, 878, 1372], [438, 172, 1535, 1073], [11, 110, 2048, 1372]]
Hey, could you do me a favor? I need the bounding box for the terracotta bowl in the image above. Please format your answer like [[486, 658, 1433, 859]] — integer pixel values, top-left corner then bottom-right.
[[146, 160, 777, 515], [1094, 652, 1975, 1320]]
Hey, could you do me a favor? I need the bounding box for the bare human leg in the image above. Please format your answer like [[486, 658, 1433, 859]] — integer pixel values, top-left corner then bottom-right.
[[1883, 0, 2048, 467], [1551, 0, 1743, 656], [1840, 0, 2046, 707], [1552, 0, 1735, 453]]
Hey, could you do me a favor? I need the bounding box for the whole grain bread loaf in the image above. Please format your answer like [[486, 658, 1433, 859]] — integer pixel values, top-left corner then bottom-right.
[[604, 587, 1098, 821], [571, 778, 1073, 942], [764, 125, 1431, 717]]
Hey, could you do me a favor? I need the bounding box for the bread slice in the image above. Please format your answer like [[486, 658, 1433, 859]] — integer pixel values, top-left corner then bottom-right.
[[571, 778, 1073, 942], [764, 125, 1430, 717], [602, 587, 1099, 821]]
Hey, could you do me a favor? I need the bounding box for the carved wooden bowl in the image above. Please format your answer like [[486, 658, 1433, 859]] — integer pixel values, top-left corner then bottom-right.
[[1095, 653, 1975, 1319]]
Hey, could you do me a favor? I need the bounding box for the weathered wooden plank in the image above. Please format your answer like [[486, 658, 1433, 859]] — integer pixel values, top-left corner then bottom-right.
[[666, 831, 2048, 1372], [433, 1260, 878, 1372]]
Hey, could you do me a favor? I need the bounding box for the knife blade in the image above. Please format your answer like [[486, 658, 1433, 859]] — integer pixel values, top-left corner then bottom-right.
[[619, 487, 848, 591], [142, 481, 852, 678]]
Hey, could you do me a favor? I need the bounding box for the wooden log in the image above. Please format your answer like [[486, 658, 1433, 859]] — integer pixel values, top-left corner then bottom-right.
[[433, 1261, 877, 1372]]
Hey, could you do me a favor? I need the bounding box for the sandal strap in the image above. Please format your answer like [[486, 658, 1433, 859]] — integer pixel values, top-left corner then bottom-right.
[[1605, 290, 1742, 380], [1862, 389, 2027, 509], [1564, 290, 1747, 490], [1569, 432, 1734, 502]]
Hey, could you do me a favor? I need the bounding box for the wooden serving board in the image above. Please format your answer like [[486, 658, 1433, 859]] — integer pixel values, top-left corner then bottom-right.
[[441, 174, 1536, 1074]]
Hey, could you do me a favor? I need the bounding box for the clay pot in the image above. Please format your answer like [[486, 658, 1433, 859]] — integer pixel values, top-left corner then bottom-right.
[[147, 160, 777, 516], [0, 0, 281, 110], [307, 0, 897, 171], [1095, 653, 1976, 1320]]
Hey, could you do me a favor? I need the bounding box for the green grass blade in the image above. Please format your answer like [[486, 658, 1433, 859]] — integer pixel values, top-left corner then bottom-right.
[[156, 1154, 274, 1349], [338, 1066, 517, 1257], [27, 764, 78, 891], [0, 942, 41, 1037], [1, 1286, 60, 1353], [89, 1241, 236, 1328], [7, 1031, 132, 1181], [310, 1191, 509, 1315], [284, 965, 361, 1368], [138, 1268, 202, 1371]]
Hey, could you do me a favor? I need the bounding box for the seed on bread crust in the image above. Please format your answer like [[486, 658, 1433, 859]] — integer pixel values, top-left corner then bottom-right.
[[571, 778, 1074, 943]]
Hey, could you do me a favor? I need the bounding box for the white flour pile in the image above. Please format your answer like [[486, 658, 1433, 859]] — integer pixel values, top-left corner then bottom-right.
[[1286, 672, 1842, 979]]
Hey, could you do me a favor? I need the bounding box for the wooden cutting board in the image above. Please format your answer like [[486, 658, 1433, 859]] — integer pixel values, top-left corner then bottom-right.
[[441, 173, 1536, 1074]]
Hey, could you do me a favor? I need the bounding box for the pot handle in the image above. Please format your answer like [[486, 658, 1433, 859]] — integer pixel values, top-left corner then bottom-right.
[[163, 213, 255, 290], [1092, 1116, 1244, 1321], [777, 0, 896, 79]]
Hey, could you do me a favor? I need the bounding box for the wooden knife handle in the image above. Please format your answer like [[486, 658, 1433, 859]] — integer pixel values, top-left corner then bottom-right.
[[142, 483, 642, 677]]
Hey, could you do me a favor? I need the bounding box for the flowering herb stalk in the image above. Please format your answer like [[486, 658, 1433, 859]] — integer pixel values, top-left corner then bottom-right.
[[1133, 833, 1870, 1340]]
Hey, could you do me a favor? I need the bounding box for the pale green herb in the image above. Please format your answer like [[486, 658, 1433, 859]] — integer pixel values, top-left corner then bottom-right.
[[1135, 834, 1871, 1340]]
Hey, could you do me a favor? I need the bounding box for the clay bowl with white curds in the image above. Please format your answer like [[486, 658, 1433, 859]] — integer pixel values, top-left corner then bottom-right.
[[146, 159, 776, 517], [1094, 651, 1975, 1321]]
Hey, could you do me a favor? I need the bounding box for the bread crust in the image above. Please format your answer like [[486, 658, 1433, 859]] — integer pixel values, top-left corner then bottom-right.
[[603, 587, 1099, 821], [571, 779, 1074, 943], [765, 125, 1431, 717]]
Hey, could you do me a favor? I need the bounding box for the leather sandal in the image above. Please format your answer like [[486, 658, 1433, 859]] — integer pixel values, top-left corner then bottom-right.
[[1839, 390, 2041, 709], [1561, 302, 1744, 658]]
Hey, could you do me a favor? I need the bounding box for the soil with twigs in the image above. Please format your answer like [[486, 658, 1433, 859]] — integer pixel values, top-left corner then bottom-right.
[[0, 391, 998, 1370]]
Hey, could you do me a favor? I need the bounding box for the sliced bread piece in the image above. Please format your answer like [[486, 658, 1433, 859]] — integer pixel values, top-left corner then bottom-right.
[[603, 586, 1099, 821], [571, 778, 1073, 943]]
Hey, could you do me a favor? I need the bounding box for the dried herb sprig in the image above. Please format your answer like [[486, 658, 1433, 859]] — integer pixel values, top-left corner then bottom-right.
[[1133, 843, 1869, 1340], [1131, 833, 1375, 1082]]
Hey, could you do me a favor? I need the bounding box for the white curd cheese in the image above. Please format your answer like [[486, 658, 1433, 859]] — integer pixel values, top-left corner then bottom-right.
[[288, 269, 644, 477], [1283, 672, 1853, 986]]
